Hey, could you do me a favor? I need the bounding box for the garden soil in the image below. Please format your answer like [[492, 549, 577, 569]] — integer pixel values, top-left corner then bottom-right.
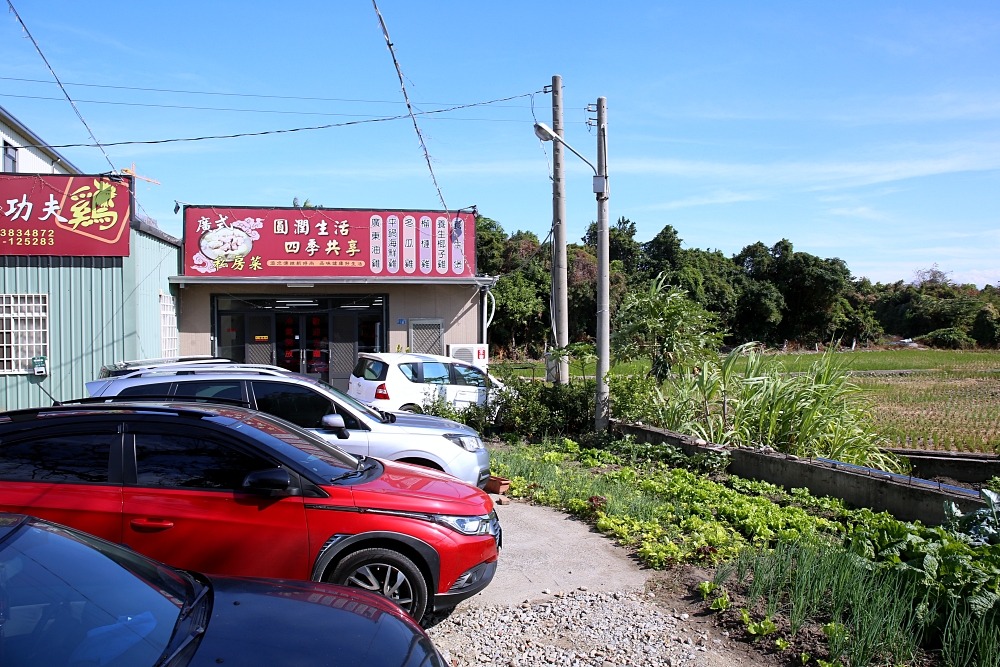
[[427, 499, 782, 667]]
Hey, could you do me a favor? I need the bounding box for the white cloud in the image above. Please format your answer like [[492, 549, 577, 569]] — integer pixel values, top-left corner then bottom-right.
[[642, 191, 765, 210], [827, 206, 890, 221]]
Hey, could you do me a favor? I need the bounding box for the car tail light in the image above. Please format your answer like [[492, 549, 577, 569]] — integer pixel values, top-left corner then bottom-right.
[[375, 383, 390, 400]]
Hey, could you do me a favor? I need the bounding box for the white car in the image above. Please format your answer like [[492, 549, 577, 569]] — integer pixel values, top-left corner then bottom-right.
[[349, 353, 504, 413]]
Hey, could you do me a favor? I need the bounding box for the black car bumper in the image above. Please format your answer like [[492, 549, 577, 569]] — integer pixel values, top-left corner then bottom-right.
[[431, 559, 498, 611]]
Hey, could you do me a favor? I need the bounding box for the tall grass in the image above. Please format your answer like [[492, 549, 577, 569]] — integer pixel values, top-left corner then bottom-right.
[[610, 344, 906, 472]]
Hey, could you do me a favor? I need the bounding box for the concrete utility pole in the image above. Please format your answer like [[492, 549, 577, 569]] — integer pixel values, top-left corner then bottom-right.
[[594, 97, 610, 430], [548, 75, 570, 384]]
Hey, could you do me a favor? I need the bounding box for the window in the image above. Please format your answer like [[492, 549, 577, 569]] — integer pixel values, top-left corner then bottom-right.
[[0, 520, 186, 666], [251, 381, 350, 429], [399, 362, 419, 382], [452, 364, 487, 387], [354, 358, 387, 381], [133, 432, 274, 490], [1, 294, 48, 375], [409, 319, 444, 355], [160, 293, 178, 358], [117, 382, 172, 397], [422, 362, 450, 385], [2, 142, 16, 173], [0, 432, 118, 483], [173, 381, 243, 401]]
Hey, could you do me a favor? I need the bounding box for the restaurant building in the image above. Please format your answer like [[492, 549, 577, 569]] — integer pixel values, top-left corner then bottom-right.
[[172, 205, 493, 390], [0, 105, 181, 410]]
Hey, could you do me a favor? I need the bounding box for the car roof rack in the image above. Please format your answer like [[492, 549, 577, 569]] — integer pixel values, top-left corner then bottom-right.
[[62, 395, 253, 408], [98, 356, 230, 378], [113, 364, 290, 379], [0, 401, 221, 424]]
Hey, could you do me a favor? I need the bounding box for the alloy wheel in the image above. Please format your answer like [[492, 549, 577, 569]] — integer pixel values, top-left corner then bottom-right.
[[345, 563, 415, 612]]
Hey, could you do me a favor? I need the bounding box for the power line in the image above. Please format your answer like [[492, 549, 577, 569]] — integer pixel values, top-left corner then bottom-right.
[[371, 0, 450, 213], [0, 91, 544, 120], [5, 0, 116, 172], [12, 92, 548, 149], [0, 74, 577, 108]]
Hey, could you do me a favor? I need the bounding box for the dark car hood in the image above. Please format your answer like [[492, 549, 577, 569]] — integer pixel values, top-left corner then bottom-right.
[[187, 576, 441, 667]]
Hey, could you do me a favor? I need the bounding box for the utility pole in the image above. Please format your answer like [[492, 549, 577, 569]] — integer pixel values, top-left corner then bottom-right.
[[594, 96, 610, 430], [548, 75, 569, 384]]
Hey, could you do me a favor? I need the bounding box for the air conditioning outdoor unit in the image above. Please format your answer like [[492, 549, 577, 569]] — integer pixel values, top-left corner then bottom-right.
[[448, 344, 489, 371]]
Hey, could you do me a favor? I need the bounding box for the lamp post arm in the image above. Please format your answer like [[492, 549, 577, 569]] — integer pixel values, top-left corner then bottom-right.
[[551, 135, 598, 175]]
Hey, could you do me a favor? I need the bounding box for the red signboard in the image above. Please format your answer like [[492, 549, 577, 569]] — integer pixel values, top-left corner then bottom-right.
[[183, 206, 476, 278], [0, 174, 133, 256]]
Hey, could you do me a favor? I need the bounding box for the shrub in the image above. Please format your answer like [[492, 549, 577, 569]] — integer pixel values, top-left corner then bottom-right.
[[915, 326, 976, 349], [489, 363, 596, 437], [972, 304, 1000, 348]]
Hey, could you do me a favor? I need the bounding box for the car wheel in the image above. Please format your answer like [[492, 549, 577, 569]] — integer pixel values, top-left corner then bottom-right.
[[328, 548, 429, 622], [399, 404, 423, 413]]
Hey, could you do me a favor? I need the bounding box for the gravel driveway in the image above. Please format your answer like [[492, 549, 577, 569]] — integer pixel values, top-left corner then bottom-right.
[[426, 501, 759, 667]]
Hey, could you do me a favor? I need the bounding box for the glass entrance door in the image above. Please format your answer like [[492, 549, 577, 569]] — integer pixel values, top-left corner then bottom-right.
[[275, 314, 300, 373], [304, 313, 329, 378]]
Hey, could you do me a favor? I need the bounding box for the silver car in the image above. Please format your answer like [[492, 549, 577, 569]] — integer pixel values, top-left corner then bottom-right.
[[86, 363, 491, 488]]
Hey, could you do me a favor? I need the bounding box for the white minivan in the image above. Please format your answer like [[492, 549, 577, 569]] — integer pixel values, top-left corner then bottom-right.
[[348, 353, 503, 413]]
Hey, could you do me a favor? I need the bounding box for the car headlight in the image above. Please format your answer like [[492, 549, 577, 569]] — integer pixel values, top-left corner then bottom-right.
[[443, 433, 483, 452], [435, 514, 492, 536]]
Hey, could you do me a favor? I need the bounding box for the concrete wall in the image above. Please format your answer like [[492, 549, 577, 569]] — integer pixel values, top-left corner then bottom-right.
[[177, 282, 481, 356], [885, 449, 1000, 483], [614, 422, 985, 526]]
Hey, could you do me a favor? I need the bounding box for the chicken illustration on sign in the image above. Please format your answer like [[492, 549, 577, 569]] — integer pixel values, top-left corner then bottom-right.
[[183, 207, 476, 278]]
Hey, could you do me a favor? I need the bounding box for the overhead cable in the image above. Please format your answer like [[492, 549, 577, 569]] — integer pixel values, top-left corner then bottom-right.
[[0, 75, 569, 108], [0, 90, 543, 119], [11, 93, 545, 150], [5, 0, 116, 172], [370, 0, 450, 213]]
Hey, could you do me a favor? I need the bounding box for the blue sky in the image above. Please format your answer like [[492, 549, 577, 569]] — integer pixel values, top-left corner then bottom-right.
[[2, 1, 998, 285]]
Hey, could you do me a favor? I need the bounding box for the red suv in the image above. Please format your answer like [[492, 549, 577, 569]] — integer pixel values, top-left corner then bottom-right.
[[0, 401, 500, 622]]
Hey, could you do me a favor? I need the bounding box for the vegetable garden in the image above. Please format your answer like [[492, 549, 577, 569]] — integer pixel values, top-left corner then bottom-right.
[[490, 437, 1000, 667]]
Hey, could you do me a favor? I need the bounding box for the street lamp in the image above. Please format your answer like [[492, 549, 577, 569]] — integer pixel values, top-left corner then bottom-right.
[[533, 105, 611, 431]]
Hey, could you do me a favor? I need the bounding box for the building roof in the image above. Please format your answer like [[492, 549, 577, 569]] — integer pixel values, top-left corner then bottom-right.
[[0, 103, 81, 174]]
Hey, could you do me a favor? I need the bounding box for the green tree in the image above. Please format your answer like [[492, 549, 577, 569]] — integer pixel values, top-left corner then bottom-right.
[[475, 215, 507, 275], [612, 273, 723, 382], [583, 217, 642, 276]]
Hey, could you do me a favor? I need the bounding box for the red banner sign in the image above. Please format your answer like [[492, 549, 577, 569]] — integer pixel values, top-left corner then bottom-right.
[[0, 174, 133, 256], [183, 206, 476, 278]]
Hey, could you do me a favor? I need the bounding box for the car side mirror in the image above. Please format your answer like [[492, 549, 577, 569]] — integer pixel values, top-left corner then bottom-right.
[[322, 413, 350, 439], [242, 468, 294, 495]]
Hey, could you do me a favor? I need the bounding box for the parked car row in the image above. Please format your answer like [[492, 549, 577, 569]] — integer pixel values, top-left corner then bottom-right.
[[0, 355, 503, 666]]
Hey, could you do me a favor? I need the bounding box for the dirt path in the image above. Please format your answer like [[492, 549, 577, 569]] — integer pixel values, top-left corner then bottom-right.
[[427, 500, 776, 667]]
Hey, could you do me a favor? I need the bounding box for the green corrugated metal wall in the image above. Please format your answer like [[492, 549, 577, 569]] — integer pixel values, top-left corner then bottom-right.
[[0, 227, 179, 410]]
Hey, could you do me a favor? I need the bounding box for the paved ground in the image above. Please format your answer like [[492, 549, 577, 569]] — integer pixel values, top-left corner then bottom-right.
[[464, 499, 650, 606]]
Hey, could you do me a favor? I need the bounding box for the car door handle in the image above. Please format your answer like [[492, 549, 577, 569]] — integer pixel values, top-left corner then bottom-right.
[[130, 518, 175, 532]]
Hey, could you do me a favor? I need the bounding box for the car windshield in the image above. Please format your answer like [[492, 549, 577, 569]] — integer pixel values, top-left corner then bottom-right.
[[297, 375, 388, 422], [209, 410, 361, 480], [0, 517, 195, 666]]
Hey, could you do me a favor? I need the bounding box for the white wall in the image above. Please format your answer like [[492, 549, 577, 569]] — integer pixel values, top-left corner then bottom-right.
[[0, 118, 73, 175]]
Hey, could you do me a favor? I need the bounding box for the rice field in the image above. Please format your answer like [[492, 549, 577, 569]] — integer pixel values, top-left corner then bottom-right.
[[859, 371, 1000, 453]]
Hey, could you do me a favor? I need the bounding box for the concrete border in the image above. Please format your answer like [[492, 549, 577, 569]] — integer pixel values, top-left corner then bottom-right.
[[612, 421, 985, 526]]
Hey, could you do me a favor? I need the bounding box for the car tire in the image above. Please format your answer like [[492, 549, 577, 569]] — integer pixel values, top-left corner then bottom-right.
[[328, 548, 429, 622], [399, 404, 423, 414]]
